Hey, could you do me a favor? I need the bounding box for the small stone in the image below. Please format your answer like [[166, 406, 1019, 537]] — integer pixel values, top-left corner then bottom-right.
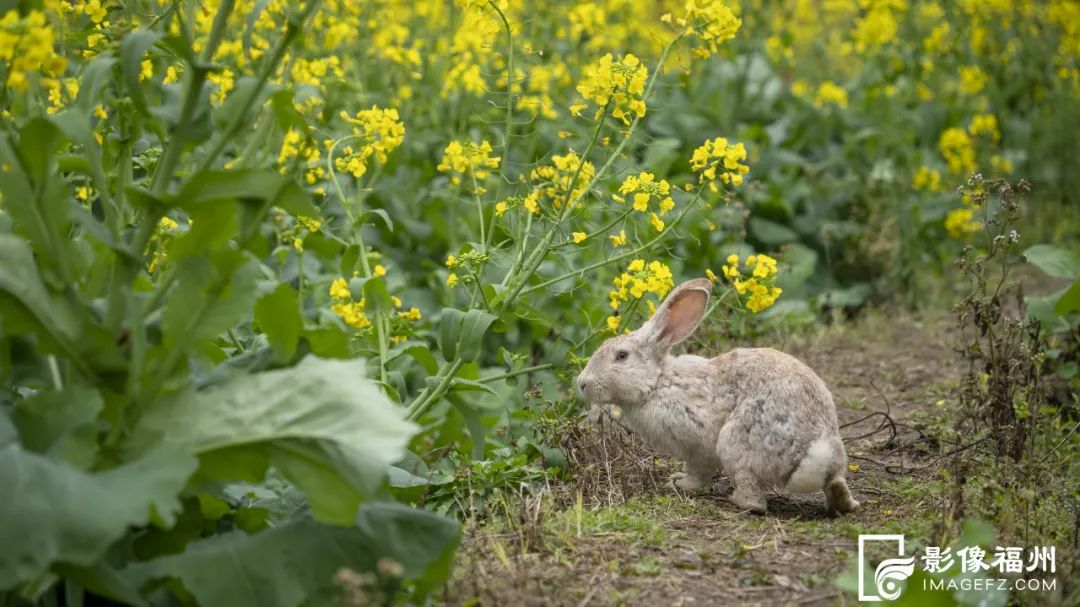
[[674, 552, 703, 569]]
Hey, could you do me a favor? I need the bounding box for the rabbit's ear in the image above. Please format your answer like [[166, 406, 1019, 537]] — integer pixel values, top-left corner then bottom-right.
[[641, 278, 712, 349]]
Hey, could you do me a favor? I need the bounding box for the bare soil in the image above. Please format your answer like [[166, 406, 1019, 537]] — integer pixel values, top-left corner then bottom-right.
[[446, 311, 963, 606]]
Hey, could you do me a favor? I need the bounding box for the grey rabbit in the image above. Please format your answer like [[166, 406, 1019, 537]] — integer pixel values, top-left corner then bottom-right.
[[577, 277, 859, 515]]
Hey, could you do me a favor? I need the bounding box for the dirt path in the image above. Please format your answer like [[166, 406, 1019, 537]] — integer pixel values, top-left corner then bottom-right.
[[449, 311, 962, 606]]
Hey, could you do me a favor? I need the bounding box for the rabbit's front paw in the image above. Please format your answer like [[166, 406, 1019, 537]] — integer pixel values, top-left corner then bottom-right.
[[668, 471, 709, 493]]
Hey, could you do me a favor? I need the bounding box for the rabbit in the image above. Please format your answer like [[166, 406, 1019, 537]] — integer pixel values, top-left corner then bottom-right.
[[577, 277, 858, 516]]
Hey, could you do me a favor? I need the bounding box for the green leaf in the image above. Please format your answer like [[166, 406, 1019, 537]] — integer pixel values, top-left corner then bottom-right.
[[1027, 287, 1073, 333], [120, 30, 164, 116], [361, 276, 393, 318], [160, 252, 258, 361], [749, 216, 799, 246], [1054, 280, 1080, 315], [75, 55, 117, 112], [123, 503, 460, 607], [438, 308, 465, 361], [0, 445, 196, 590], [128, 357, 416, 525], [254, 283, 303, 358], [1024, 244, 1080, 279], [449, 395, 486, 461], [458, 309, 497, 362], [0, 235, 83, 353], [178, 169, 318, 217], [12, 387, 102, 468]]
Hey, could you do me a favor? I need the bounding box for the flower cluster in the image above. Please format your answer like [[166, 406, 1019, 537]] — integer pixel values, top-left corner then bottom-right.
[[968, 113, 1000, 142], [278, 129, 325, 188], [437, 139, 500, 193], [0, 10, 66, 92], [334, 106, 406, 180], [614, 172, 675, 232], [576, 53, 648, 125], [674, 0, 742, 58], [813, 81, 848, 109], [529, 152, 596, 211], [606, 259, 675, 332], [329, 278, 371, 330], [913, 166, 943, 192], [939, 127, 976, 175], [444, 249, 490, 289], [945, 183, 984, 238], [719, 254, 782, 314], [690, 137, 750, 191]]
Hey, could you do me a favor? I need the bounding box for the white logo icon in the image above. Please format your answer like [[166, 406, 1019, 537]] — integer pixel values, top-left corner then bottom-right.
[[859, 534, 915, 601]]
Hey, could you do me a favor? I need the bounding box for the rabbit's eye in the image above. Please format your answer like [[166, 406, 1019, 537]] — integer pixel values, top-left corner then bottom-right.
[[615, 350, 629, 361]]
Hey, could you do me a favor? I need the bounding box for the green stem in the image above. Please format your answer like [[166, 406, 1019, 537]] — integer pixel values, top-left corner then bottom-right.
[[477, 363, 554, 384], [488, 0, 514, 207], [196, 0, 322, 172], [523, 188, 705, 295], [326, 137, 390, 386]]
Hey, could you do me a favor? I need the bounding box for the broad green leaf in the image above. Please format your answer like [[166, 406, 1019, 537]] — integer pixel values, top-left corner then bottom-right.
[[177, 169, 318, 217], [12, 387, 102, 468], [1027, 287, 1073, 333], [120, 30, 164, 116], [458, 309, 497, 362], [160, 252, 258, 361], [749, 216, 799, 246], [254, 283, 303, 358], [1024, 244, 1080, 279], [303, 326, 351, 359], [123, 503, 459, 607], [361, 276, 394, 318], [75, 55, 117, 112], [0, 235, 83, 353], [0, 445, 196, 590], [1054, 280, 1080, 315], [439, 308, 465, 361], [449, 395, 486, 461], [128, 357, 416, 524]]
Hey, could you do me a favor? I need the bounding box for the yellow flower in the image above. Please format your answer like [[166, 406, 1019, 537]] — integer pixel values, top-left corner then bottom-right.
[[650, 213, 665, 232], [606, 315, 620, 333], [373, 264, 387, 277], [959, 65, 987, 95], [569, 103, 587, 117], [572, 232, 587, 243], [913, 166, 943, 192], [968, 113, 1000, 142], [945, 207, 981, 238], [446, 255, 460, 268], [296, 215, 322, 232], [576, 53, 648, 125], [691, 137, 750, 192], [398, 307, 422, 321], [329, 278, 351, 301], [813, 81, 848, 109], [495, 201, 508, 216], [438, 139, 500, 187], [939, 128, 976, 175], [609, 230, 627, 247], [332, 301, 371, 330], [678, 0, 741, 57], [706, 268, 719, 283], [93, 104, 107, 120], [447, 273, 459, 288], [530, 152, 595, 210], [139, 59, 153, 81], [616, 172, 674, 215]]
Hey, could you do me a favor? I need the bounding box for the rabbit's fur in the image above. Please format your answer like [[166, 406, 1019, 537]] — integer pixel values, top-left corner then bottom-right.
[[577, 278, 858, 515]]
